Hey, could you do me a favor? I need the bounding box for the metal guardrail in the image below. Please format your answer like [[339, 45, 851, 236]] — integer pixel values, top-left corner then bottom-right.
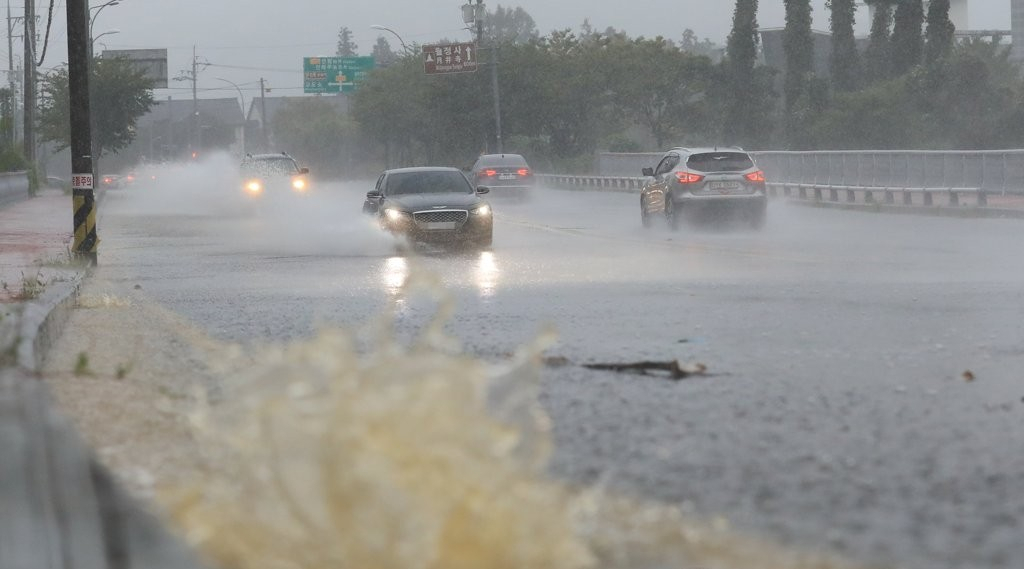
[[535, 173, 645, 193], [537, 174, 992, 209], [0, 171, 31, 208], [767, 183, 987, 207]]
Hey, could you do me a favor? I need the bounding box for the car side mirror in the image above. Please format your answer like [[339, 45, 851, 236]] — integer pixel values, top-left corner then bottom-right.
[[476, 186, 490, 195], [366, 190, 383, 199], [299, 167, 310, 175], [642, 167, 654, 177]]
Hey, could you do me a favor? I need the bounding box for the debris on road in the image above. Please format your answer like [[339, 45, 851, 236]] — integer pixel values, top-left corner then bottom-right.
[[583, 360, 709, 380], [542, 355, 571, 368], [962, 370, 976, 382]]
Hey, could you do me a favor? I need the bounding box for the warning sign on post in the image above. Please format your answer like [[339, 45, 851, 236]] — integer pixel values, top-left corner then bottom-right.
[[72, 173, 94, 190], [423, 43, 479, 75]]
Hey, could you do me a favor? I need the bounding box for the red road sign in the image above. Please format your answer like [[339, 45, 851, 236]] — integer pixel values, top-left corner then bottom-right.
[[423, 42, 479, 75]]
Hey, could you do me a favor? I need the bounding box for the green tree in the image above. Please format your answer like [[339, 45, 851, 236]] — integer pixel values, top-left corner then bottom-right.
[[827, 0, 860, 91], [864, 1, 895, 80], [891, 0, 924, 75], [924, 0, 955, 64], [38, 57, 155, 157], [371, 36, 398, 66], [783, 0, 814, 116], [606, 38, 715, 147], [722, 0, 773, 146], [272, 98, 358, 176], [484, 5, 538, 45], [336, 27, 358, 57], [679, 29, 720, 58], [0, 87, 14, 146], [910, 40, 1024, 148]]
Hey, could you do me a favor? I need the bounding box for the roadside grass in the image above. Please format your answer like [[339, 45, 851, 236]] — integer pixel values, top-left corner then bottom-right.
[[13, 272, 46, 301], [73, 352, 95, 377]]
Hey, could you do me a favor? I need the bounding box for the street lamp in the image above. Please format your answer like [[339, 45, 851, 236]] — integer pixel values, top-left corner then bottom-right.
[[89, 0, 121, 38], [369, 24, 413, 55], [216, 77, 247, 157], [92, 29, 120, 49]]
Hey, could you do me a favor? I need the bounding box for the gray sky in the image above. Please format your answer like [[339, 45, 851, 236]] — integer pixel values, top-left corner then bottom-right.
[[30, 0, 1013, 107]]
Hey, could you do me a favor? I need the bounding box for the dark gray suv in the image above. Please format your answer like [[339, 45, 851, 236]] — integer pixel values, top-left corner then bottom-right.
[[640, 147, 767, 230]]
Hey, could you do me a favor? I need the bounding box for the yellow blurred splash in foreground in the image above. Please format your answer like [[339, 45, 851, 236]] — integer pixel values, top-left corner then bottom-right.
[[163, 270, 870, 569]]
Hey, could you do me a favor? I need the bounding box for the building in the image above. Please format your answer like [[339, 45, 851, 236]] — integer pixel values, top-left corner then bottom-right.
[[128, 97, 247, 163]]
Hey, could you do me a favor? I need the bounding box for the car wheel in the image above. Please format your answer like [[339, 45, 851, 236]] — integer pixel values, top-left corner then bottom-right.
[[640, 197, 653, 229], [665, 195, 681, 231], [475, 231, 493, 250]]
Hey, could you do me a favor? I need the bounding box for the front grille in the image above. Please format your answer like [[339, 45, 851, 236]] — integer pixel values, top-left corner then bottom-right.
[[413, 210, 468, 226]]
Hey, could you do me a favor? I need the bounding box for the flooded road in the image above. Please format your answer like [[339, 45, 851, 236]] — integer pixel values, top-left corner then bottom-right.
[[87, 174, 1024, 569]]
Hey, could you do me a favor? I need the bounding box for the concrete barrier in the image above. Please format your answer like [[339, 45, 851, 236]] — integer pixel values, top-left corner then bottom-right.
[[0, 171, 31, 209]]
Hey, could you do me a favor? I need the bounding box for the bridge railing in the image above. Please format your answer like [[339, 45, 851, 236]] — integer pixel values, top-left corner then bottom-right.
[[752, 150, 1024, 195]]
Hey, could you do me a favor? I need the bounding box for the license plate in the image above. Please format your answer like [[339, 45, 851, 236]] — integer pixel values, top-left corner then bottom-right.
[[426, 222, 457, 230], [709, 181, 740, 190], [499, 174, 516, 180]]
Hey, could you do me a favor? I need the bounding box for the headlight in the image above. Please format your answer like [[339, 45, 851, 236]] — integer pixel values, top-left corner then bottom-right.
[[473, 205, 491, 216], [245, 180, 263, 194], [385, 208, 406, 221], [292, 178, 307, 192]]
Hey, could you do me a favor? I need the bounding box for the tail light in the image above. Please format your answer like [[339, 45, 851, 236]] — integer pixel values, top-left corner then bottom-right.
[[745, 170, 766, 183], [674, 171, 705, 184], [517, 168, 530, 176], [482, 169, 497, 177]]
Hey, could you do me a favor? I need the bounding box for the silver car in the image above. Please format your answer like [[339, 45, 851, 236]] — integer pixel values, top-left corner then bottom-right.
[[640, 147, 768, 230]]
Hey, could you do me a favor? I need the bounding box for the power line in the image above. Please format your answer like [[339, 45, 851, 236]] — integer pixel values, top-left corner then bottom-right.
[[35, 0, 56, 66], [206, 62, 303, 74]]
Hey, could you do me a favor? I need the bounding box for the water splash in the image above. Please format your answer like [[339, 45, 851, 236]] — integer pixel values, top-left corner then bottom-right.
[[163, 267, 868, 569]]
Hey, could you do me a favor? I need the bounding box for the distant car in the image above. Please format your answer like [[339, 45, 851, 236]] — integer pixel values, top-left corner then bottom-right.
[[240, 153, 310, 197], [469, 153, 534, 200], [363, 167, 493, 249], [100, 174, 123, 189], [639, 147, 767, 230]]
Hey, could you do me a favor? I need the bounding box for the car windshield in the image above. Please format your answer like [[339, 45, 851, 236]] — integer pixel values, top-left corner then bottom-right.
[[686, 152, 754, 173], [242, 157, 299, 176], [387, 171, 472, 195], [475, 154, 528, 168]]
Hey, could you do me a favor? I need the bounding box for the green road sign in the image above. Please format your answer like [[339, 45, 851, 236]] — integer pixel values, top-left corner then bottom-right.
[[303, 56, 375, 94]]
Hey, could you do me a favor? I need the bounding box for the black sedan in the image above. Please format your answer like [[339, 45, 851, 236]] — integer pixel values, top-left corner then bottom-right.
[[363, 167, 493, 249]]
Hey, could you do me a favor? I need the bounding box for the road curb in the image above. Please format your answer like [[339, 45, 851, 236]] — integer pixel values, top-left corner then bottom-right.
[[785, 199, 1024, 220], [15, 270, 85, 373]]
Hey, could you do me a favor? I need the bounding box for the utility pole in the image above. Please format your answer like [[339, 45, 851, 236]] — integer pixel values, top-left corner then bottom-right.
[[6, 1, 17, 147], [23, 0, 35, 164], [259, 77, 268, 150], [191, 45, 198, 154], [470, 0, 502, 153], [67, 0, 97, 263], [490, 41, 502, 153]]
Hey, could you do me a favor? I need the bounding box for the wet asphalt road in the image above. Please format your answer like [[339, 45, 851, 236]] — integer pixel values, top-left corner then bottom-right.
[[95, 176, 1024, 569]]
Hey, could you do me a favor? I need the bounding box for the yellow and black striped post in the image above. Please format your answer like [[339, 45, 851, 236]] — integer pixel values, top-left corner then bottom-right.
[[72, 187, 98, 263], [67, 0, 97, 264]]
